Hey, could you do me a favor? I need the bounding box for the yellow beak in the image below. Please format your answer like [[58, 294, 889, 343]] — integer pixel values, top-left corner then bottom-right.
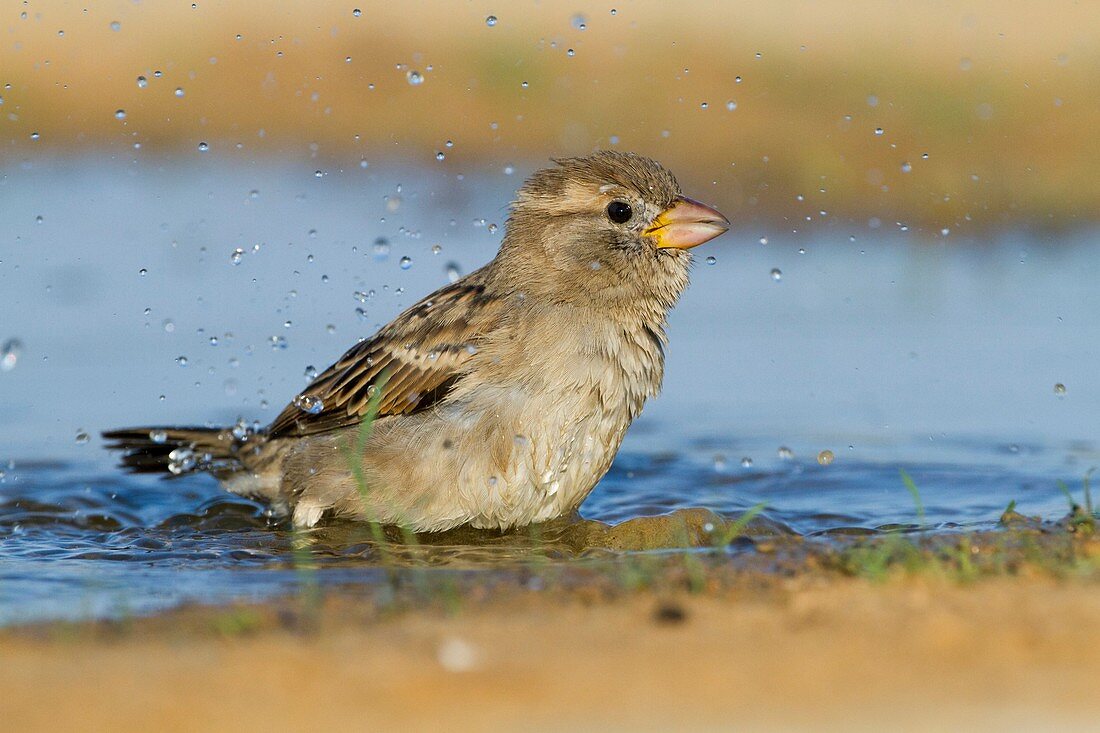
[[644, 196, 730, 249]]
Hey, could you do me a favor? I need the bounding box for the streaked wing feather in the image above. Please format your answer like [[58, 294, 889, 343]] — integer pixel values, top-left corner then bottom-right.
[[267, 272, 501, 439]]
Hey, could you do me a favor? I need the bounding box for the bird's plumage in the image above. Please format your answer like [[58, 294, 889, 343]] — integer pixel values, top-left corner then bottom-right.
[[103, 151, 729, 532], [267, 267, 505, 438]]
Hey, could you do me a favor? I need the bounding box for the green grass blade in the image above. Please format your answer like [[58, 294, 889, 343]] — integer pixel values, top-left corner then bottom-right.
[[899, 469, 925, 529], [715, 503, 767, 546]]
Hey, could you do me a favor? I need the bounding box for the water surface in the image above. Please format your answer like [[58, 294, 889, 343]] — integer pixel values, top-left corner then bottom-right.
[[1, 159, 1097, 623]]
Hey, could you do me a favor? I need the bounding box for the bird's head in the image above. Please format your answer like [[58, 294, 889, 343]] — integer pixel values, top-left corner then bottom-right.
[[496, 151, 729, 310]]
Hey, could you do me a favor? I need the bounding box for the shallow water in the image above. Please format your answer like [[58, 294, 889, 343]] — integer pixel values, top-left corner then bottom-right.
[[1, 159, 1098, 624]]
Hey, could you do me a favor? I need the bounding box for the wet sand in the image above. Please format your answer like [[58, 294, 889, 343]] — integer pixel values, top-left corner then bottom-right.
[[3, 553, 1099, 731]]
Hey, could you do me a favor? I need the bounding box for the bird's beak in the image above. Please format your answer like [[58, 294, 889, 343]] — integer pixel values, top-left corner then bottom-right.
[[644, 196, 731, 250]]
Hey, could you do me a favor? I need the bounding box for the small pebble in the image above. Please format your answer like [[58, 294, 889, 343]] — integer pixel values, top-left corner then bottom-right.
[[653, 602, 687, 625]]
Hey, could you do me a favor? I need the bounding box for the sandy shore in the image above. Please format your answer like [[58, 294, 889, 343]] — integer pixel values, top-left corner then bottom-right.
[[3, 568, 1098, 732]]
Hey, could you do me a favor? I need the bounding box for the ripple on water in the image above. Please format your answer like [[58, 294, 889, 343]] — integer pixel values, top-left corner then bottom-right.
[[0, 448, 1085, 624]]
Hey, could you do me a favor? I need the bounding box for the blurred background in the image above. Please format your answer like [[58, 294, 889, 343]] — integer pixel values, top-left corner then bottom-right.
[[2, 0, 1098, 463], [5, 1, 1100, 227]]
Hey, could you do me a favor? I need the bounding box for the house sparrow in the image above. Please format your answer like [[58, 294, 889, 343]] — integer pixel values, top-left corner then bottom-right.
[[104, 151, 730, 531]]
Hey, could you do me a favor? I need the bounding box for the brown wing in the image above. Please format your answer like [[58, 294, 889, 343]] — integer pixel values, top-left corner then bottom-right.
[[267, 267, 504, 439]]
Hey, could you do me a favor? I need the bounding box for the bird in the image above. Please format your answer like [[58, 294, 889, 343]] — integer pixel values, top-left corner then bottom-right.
[[103, 151, 730, 532]]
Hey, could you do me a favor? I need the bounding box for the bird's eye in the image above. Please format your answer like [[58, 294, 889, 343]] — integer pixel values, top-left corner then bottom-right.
[[606, 200, 633, 224]]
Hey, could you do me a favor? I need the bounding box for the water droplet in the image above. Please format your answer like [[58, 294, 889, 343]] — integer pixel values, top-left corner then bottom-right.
[[149, 430, 168, 444], [485, 15, 497, 27], [777, 446, 794, 460], [705, 256, 717, 265], [435, 151, 445, 161], [230, 247, 244, 265], [136, 75, 148, 88], [1, 339, 23, 371], [293, 393, 324, 414], [314, 170, 323, 178], [114, 109, 127, 120], [167, 447, 196, 475], [734, 75, 742, 83], [174, 87, 185, 97], [758, 236, 768, 245], [75, 431, 90, 444], [874, 127, 884, 136], [817, 449, 834, 466], [901, 162, 912, 173], [770, 268, 782, 281], [109, 20, 121, 31], [1054, 382, 1066, 396], [352, 8, 361, 16], [138, 268, 148, 277], [35, 215, 43, 225], [445, 262, 462, 282], [198, 142, 209, 152], [740, 457, 753, 468], [406, 70, 424, 86], [570, 13, 587, 30], [303, 364, 318, 381], [176, 355, 189, 367], [228, 420, 249, 441], [726, 100, 737, 111], [399, 256, 412, 270], [373, 238, 390, 260], [269, 335, 287, 350]]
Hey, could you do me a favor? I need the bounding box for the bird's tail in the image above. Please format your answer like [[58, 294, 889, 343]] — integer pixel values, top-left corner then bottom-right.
[[102, 423, 264, 476]]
